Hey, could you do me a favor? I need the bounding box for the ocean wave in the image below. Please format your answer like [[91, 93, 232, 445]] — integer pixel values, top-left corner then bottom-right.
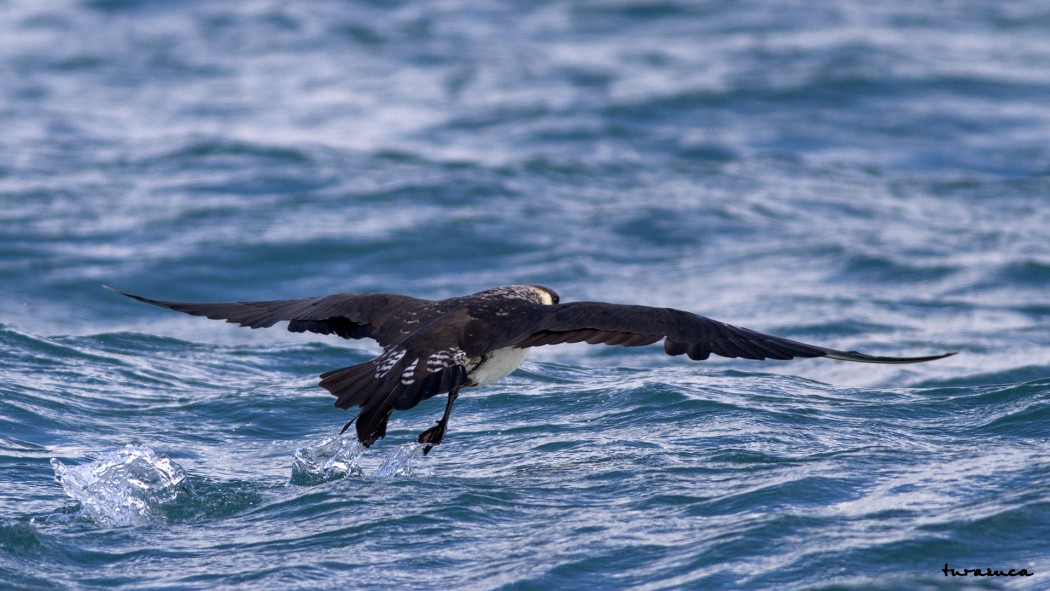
[[3, 0, 1050, 588]]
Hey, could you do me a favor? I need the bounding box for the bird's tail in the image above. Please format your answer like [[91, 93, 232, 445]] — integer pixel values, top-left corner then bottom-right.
[[319, 354, 470, 447], [320, 362, 382, 410], [318, 361, 397, 446]]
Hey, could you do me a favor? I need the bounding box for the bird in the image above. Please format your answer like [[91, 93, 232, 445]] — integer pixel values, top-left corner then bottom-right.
[[108, 285, 954, 454]]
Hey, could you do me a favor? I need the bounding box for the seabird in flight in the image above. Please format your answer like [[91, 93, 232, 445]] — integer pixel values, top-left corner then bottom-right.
[[109, 285, 954, 454]]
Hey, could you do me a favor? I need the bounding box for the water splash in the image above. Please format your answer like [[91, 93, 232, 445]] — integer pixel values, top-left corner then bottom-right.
[[369, 443, 426, 479], [291, 433, 428, 483], [290, 432, 366, 485], [50, 444, 186, 527]]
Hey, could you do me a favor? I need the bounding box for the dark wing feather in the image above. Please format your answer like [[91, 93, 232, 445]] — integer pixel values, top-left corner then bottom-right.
[[514, 301, 954, 364], [106, 286, 431, 347]]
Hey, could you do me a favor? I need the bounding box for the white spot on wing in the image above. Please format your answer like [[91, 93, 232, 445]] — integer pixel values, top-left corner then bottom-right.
[[374, 348, 406, 379], [426, 348, 468, 373], [400, 358, 419, 385]]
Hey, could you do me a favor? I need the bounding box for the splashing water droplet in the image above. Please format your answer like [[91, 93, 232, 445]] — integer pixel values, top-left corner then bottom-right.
[[290, 432, 365, 485], [369, 443, 426, 479], [50, 444, 186, 527]]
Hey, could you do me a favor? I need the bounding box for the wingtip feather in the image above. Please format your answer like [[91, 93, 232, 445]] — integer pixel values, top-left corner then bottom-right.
[[823, 350, 957, 364], [103, 285, 158, 305]]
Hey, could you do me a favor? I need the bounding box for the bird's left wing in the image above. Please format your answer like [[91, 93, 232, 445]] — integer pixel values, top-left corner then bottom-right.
[[106, 286, 433, 347], [513, 301, 954, 364]]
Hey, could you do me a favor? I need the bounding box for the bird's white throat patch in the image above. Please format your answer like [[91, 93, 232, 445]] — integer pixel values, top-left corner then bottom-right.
[[468, 346, 530, 387]]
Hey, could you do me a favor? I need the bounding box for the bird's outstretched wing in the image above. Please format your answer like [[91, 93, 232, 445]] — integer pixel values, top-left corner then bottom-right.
[[513, 302, 954, 363], [105, 286, 433, 347]]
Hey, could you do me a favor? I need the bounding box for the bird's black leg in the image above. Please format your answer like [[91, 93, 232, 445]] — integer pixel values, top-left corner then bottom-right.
[[418, 388, 459, 455]]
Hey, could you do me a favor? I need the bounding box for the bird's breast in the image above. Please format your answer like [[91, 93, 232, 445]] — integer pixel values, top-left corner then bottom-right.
[[467, 346, 530, 387]]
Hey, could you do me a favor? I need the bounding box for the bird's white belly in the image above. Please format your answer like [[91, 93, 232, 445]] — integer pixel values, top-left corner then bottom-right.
[[468, 346, 530, 387]]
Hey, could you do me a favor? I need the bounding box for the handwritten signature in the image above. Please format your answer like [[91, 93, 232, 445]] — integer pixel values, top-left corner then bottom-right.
[[943, 563, 1033, 577]]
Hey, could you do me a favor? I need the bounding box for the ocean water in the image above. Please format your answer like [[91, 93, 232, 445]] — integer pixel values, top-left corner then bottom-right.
[[2, 1, 1049, 589]]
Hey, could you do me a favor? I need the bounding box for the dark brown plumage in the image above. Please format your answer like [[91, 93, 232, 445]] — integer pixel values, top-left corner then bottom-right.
[[108, 284, 954, 453]]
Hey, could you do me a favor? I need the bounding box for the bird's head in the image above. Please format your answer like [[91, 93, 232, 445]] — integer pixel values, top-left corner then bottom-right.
[[525, 285, 560, 305]]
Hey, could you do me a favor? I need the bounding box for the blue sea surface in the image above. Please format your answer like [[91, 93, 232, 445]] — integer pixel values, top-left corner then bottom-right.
[[2, 1, 1050, 589]]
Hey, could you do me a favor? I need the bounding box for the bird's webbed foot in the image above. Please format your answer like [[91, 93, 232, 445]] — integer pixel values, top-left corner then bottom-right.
[[417, 388, 459, 456], [417, 421, 448, 456]]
